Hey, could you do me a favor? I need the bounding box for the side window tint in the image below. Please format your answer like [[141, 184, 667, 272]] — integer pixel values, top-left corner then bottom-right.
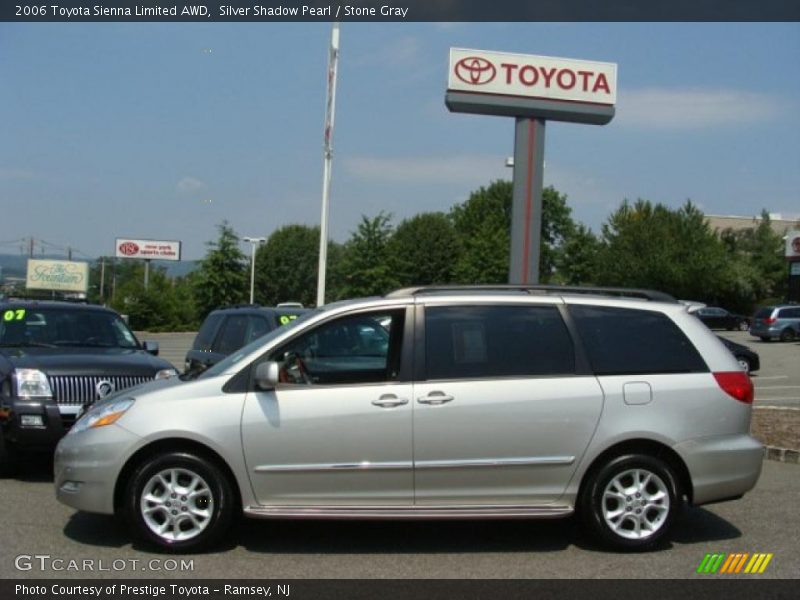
[[425, 305, 574, 380], [269, 310, 404, 385], [247, 316, 271, 343], [571, 305, 707, 375], [193, 314, 223, 351], [215, 315, 249, 355]]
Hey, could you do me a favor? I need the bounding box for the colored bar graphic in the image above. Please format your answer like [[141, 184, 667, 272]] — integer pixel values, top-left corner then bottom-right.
[[697, 552, 773, 575]]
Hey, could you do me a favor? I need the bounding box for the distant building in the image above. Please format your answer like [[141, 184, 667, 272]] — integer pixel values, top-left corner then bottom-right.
[[705, 213, 800, 236]]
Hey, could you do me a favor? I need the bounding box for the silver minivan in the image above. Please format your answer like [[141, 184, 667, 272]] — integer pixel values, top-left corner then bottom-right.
[[54, 286, 763, 552], [750, 304, 800, 342]]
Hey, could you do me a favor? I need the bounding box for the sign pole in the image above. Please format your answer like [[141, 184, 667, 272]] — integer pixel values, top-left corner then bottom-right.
[[509, 117, 546, 284], [316, 22, 340, 308], [144, 259, 150, 291]]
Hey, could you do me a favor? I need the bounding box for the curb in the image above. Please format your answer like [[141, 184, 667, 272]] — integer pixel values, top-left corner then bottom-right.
[[763, 446, 800, 464]]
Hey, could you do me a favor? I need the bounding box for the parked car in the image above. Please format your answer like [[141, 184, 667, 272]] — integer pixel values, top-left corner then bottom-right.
[[184, 305, 309, 374], [0, 301, 177, 473], [749, 305, 800, 342], [55, 285, 762, 553], [718, 336, 760, 374], [693, 307, 750, 331]]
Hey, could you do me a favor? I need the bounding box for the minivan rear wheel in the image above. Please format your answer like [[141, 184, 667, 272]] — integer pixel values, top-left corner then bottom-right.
[[779, 328, 796, 342], [580, 454, 678, 551], [124, 452, 234, 552]]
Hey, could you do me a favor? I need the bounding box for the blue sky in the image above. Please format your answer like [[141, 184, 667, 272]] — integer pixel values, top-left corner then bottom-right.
[[1, 22, 798, 260]]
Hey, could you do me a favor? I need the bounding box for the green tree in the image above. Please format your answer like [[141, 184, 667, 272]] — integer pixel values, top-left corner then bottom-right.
[[555, 223, 601, 285], [337, 212, 398, 298], [254, 224, 324, 307], [193, 221, 248, 318], [450, 180, 577, 283], [387, 212, 460, 287], [596, 199, 732, 300]]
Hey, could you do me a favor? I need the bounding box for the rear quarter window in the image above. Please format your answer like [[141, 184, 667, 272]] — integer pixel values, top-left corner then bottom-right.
[[570, 305, 707, 375], [192, 313, 224, 351]]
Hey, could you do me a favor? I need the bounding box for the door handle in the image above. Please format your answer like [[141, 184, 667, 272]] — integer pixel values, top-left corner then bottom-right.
[[372, 394, 409, 408], [417, 392, 454, 406]]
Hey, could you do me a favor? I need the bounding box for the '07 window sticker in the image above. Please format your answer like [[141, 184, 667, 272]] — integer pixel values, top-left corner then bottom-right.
[[3, 309, 26, 322]]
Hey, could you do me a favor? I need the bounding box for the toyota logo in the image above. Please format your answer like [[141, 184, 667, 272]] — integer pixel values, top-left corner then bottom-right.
[[95, 380, 116, 399], [454, 56, 497, 85], [118, 241, 139, 256]]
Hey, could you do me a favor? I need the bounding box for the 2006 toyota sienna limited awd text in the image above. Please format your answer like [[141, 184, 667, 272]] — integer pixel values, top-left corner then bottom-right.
[[54, 285, 763, 552]]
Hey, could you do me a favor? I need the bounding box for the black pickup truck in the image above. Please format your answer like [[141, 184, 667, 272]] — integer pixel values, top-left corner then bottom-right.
[[0, 300, 176, 473]]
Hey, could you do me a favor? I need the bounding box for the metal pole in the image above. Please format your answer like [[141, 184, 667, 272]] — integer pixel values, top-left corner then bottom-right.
[[509, 117, 546, 284], [249, 242, 256, 304], [316, 22, 340, 307], [100, 258, 105, 302], [144, 260, 150, 290]]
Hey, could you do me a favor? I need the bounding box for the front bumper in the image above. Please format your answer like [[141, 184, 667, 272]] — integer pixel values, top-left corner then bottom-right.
[[3, 399, 66, 451], [674, 434, 763, 506], [54, 423, 141, 515]]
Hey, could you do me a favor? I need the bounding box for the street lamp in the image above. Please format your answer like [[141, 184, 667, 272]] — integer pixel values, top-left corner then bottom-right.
[[242, 236, 266, 305]]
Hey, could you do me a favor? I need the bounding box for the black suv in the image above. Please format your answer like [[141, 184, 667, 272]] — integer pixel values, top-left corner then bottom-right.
[[185, 304, 309, 374], [0, 300, 177, 471]]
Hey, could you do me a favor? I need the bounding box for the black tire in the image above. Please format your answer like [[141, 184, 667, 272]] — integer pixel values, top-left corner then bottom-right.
[[124, 451, 235, 553], [760, 336, 771, 342], [580, 454, 679, 551], [735, 356, 752, 374], [779, 328, 796, 343]]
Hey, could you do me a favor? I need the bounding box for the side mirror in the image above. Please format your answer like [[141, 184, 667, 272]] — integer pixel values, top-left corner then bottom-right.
[[254, 361, 280, 391], [143, 341, 159, 356]]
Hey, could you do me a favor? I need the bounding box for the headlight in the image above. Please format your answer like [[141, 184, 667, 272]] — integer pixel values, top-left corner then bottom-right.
[[70, 397, 135, 434], [14, 369, 53, 399], [155, 368, 178, 380]]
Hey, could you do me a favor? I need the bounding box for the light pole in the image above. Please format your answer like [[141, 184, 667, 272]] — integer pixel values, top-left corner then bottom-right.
[[242, 237, 266, 305]]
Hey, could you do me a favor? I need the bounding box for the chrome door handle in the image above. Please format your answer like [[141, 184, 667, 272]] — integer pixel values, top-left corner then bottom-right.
[[417, 392, 454, 405], [372, 394, 409, 408]]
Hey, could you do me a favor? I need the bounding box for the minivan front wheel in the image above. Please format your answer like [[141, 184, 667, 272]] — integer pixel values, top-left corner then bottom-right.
[[581, 454, 678, 551], [125, 452, 234, 552]]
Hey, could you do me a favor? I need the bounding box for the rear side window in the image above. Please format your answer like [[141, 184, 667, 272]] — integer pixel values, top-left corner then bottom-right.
[[425, 305, 575, 380], [216, 315, 249, 355], [570, 305, 707, 375], [778, 307, 800, 319], [193, 313, 224, 351], [754, 307, 774, 319]]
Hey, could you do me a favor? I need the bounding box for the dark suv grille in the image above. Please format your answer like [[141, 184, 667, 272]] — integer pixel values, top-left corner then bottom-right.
[[49, 375, 153, 406]]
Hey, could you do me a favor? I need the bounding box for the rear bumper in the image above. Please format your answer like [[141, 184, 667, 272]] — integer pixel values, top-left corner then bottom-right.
[[674, 434, 763, 506]]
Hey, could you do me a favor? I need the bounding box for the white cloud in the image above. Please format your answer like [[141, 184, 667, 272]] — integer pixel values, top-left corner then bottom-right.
[[616, 88, 788, 129], [176, 176, 207, 193], [343, 154, 509, 186]]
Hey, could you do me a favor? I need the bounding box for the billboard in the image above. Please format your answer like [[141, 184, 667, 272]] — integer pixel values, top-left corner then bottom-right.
[[26, 259, 89, 293], [786, 230, 800, 259], [115, 238, 181, 261], [448, 48, 617, 106]]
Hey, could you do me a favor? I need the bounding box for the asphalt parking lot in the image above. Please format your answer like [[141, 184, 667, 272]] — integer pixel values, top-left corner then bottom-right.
[[1, 329, 796, 580], [0, 456, 798, 579]]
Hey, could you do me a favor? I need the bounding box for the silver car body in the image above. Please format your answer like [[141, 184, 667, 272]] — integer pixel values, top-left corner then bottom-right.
[[55, 292, 763, 522]]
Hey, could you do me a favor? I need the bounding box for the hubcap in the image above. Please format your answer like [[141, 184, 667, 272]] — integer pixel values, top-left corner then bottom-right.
[[140, 468, 214, 542], [601, 468, 670, 540], [738, 359, 750, 373]]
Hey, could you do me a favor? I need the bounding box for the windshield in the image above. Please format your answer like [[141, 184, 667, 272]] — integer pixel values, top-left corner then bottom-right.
[[198, 309, 320, 379], [0, 307, 140, 349]]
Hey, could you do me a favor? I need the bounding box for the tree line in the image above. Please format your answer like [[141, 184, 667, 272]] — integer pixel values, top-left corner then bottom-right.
[[83, 180, 787, 330]]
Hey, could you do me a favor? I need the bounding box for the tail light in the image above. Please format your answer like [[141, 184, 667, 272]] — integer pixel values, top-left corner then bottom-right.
[[714, 371, 754, 404], [763, 317, 776, 325]]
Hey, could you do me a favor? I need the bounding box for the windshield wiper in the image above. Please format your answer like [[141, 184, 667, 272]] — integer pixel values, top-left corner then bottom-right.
[[52, 341, 118, 348], [0, 341, 57, 348]]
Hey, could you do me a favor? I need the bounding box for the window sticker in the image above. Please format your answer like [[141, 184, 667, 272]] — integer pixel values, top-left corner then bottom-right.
[[278, 314, 299, 326], [3, 309, 26, 322]]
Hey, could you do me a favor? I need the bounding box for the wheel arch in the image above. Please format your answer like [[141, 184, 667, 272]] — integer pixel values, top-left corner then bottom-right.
[[577, 438, 693, 505], [113, 437, 243, 515]]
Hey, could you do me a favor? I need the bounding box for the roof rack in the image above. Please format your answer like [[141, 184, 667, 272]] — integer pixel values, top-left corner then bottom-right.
[[385, 285, 677, 303]]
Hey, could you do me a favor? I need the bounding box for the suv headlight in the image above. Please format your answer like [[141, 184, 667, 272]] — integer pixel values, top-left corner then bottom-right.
[[155, 368, 178, 380], [14, 369, 53, 399], [70, 397, 135, 434]]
